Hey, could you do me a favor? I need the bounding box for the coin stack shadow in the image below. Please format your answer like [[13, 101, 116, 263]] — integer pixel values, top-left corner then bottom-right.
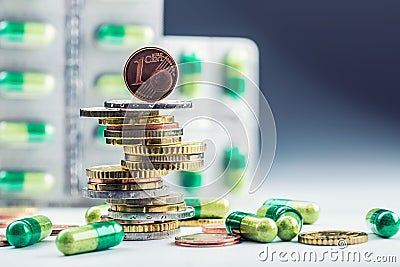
[[80, 104, 206, 240]]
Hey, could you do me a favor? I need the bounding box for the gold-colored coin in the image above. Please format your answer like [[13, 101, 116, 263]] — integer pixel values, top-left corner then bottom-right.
[[107, 192, 184, 206], [123, 142, 206, 156], [87, 181, 163, 191], [122, 221, 179, 233], [80, 107, 158, 118], [179, 219, 226, 227], [121, 159, 204, 171], [104, 128, 183, 139], [105, 137, 182, 146], [298, 230, 368, 246], [0, 207, 39, 216], [99, 115, 175, 126], [111, 202, 186, 213], [86, 165, 168, 179], [88, 177, 161, 184], [124, 153, 204, 162]]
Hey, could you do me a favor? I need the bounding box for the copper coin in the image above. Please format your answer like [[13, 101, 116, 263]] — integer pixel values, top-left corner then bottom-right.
[[0, 234, 10, 247], [202, 224, 228, 234], [106, 122, 179, 131], [175, 233, 241, 247], [51, 225, 79, 236], [123, 47, 178, 102]]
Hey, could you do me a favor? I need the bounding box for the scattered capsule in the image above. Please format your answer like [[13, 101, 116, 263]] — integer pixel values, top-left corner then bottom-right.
[[179, 52, 202, 97], [0, 71, 54, 99], [0, 121, 54, 144], [262, 198, 320, 224], [0, 170, 54, 193], [0, 21, 55, 49], [223, 50, 247, 98], [366, 208, 399, 238], [256, 205, 303, 241], [6, 215, 52, 247], [96, 24, 154, 49], [184, 197, 229, 219], [96, 74, 129, 96], [56, 221, 124, 256], [226, 211, 277, 243], [85, 203, 111, 224], [223, 147, 246, 193], [180, 171, 202, 193]]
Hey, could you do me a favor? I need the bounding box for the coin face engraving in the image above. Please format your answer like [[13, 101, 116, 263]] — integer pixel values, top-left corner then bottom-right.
[[124, 47, 178, 102]]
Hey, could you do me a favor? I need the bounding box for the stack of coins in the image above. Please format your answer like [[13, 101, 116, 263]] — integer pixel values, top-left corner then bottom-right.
[[80, 47, 207, 240], [80, 102, 206, 240]]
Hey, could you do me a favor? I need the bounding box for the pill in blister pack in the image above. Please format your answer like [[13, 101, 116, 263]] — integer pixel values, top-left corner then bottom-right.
[[0, 20, 55, 49], [0, 71, 54, 98], [0, 121, 54, 144], [96, 24, 154, 50], [95, 74, 128, 96], [0, 170, 54, 193]]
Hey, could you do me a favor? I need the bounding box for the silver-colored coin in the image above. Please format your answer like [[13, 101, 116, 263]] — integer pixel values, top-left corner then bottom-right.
[[124, 228, 181, 241], [104, 100, 192, 110], [108, 206, 195, 221], [124, 153, 204, 162], [81, 186, 169, 199], [104, 128, 183, 138], [106, 192, 184, 206]]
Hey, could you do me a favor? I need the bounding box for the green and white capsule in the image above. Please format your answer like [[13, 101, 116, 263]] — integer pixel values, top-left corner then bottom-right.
[[0, 170, 54, 193], [224, 50, 247, 98], [56, 221, 124, 256], [6, 215, 52, 247], [85, 203, 111, 224], [256, 205, 303, 241], [96, 74, 129, 96], [96, 24, 154, 49], [0, 71, 54, 98], [224, 147, 246, 193], [184, 197, 229, 219], [263, 198, 320, 224], [0, 21, 55, 49], [366, 208, 399, 238], [225, 211, 277, 243], [0, 121, 54, 144], [179, 52, 202, 97]]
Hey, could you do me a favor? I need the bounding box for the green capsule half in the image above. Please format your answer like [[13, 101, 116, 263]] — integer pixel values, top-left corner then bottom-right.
[[96, 24, 154, 49], [366, 208, 399, 238], [6, 215, 52, 247], [226, 211, 277, 243], [263, 198, 320, 224], [0, 21, 55, 48], [256, 205, 303, 241], [223, 147, 246, 193], [180, 171, 202, 193], [85, 203, 111, 224], [0, 170, 54, 193], [184, 197, 229, 219], [56, 221, 124, 255]]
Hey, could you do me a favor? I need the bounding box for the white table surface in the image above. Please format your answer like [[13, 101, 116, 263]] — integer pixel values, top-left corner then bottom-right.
[[1, 163, 399, 267]]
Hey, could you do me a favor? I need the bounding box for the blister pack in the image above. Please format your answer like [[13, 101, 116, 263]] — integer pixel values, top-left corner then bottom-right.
[[154, 36, 261, 197], [0, 0, 67, 204]]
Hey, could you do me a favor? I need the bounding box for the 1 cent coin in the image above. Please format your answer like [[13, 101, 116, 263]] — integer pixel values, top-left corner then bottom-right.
[[123, 47, 178, 102]]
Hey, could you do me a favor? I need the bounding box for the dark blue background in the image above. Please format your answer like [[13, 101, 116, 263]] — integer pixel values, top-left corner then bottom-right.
[[165, 0, 400, 165]]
